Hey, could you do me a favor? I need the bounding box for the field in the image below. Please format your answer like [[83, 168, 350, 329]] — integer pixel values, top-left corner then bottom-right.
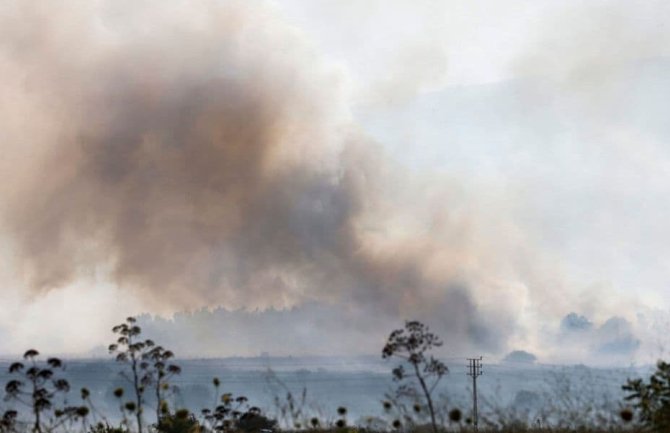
[[0, 355, 651, 433]]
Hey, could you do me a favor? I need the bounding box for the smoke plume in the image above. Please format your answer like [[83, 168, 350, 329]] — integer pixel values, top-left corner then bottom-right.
[[0, 0, 532, 353]]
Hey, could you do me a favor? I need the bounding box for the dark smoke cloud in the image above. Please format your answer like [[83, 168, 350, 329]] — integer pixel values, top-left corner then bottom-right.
[[0, 0, 510, 352]]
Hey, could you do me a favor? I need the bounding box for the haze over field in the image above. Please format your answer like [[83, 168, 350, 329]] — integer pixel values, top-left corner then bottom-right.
[[0, 0, 669, 364]]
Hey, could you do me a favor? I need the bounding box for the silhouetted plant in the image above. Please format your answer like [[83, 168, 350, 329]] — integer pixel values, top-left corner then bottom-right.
[[623, 360, 670, 431], [264, 369, 323, 429], [89, 422, 130, 433], [79, 387, 109, 427], [200, 381, 268, 433], [382, 321, 448, 433], [333, 406, 347, 431], [154, 409, 200, 433], [448, 408, 462, 424], [619, 407, 633, 423], [144, 345, 181, 424], [236, 407, 275, 433], [108, 317, 155, 433], [4, 349, 88, 433], [212, 378, 221, 410], [0, 410, 17, 433], [379, 391, 418, 430], [0, 316, 650, 433]]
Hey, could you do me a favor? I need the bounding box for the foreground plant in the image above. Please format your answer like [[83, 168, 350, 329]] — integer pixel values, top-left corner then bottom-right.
[[154, 409, 200, 433], [382, 321, 448, 433], [108, 317, 155, 433], [623, 359, 670, 430], [264, 368, 319, 429], [4, 350, 88, 433], [145, 345, 181, 423], [201, 379, 275, 433]]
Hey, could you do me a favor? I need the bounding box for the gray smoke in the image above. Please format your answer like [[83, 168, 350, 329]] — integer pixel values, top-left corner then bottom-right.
[[0, 0, 509, 352]]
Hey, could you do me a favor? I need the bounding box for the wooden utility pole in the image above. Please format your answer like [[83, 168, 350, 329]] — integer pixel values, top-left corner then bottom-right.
[[467, 357, 483, 430]]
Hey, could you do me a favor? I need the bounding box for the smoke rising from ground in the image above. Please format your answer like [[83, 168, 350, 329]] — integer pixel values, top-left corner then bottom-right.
[[4, 1, 668, 359], [0, 0, 516, 352]]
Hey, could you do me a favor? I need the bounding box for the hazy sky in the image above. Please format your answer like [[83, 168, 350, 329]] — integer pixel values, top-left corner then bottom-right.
[[0, 0, 669, 364]]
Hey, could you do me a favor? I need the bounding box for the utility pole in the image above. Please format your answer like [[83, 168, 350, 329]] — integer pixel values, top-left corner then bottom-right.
[[467, 357, 483, 430]]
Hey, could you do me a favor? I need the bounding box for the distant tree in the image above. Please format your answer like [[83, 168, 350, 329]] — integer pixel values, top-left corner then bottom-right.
[[502, 350, 537, 364], [623, 360, 670, 430], [382, 321, 448, 433]]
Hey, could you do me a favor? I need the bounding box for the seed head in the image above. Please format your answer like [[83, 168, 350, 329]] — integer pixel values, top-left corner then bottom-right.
[[448, 409, 462, 423], [620, 408, 634, 423]]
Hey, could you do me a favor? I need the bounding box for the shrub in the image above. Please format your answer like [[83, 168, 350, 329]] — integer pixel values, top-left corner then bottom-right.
[[200, 380, 273, 433], [236, 408, 276, 433], [623, 360, 670, 430], [155, 410, 201, 433]]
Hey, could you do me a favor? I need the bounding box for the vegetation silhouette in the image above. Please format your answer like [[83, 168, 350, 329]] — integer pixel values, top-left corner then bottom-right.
[[263, 369, 319, 429], [382, 321, 448, 433], [0, 316, 659, 433], [108, 317, 159, 433], [4, 350, 88, 433], [623, 360, 670, 431], [144, 346, 181, 423]]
